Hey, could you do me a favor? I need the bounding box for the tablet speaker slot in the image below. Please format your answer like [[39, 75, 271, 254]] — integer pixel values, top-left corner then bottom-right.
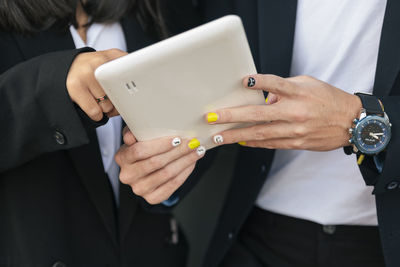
[[125, 81, 139, 94]]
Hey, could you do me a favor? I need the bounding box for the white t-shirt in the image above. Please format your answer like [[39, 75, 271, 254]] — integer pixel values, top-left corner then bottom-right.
[[256, 0, 387, 226], [70, 23, 126, 204]]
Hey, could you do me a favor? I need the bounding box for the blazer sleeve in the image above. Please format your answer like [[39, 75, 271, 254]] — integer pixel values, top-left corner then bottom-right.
[[0, 47, 96, 172], [359, 95, 400, 194]]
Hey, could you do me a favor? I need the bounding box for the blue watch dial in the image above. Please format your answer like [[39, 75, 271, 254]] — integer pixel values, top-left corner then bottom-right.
[[353, 115, 391, 155]]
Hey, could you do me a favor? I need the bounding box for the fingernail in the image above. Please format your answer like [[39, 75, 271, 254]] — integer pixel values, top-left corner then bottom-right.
[[196, 146, 206, 156], [172, 137, 181, 147], [265, 97, 268, 104], [248, 77, 256, 87], [188, 138, 200, 149], [238, 141, 247, 146], [213, 135, 224, 144], [207, 112, 219, 123]]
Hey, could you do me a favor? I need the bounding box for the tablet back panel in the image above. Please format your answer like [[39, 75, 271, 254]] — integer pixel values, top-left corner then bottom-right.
[[95, 15, 265, 149]]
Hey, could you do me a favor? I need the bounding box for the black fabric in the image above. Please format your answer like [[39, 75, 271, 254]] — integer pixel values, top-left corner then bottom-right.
[[0, 47, 93, 172], [0, 3, 201, 266], [220, 207, 385, 267], [197, 0, 400, 267]]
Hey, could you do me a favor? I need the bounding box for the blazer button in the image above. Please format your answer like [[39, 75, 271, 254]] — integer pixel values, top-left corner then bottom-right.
[[228, 232, 234, 240], [53, 131, 66, 145], [52, 261, 67, 267], [260, 164, 267, 173], [387, 181, 399, 190], [322, 225, 336, 235]]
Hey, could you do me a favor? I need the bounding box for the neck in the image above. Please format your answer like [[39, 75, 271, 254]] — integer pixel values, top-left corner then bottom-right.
[[76, 2, 89, 43]]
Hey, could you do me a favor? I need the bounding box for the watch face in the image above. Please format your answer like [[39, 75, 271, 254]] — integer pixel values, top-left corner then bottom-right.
[[354, 115, 391, 155]]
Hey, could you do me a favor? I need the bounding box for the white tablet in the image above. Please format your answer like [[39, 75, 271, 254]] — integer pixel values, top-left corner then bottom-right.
[[95, 15, 265, 149]]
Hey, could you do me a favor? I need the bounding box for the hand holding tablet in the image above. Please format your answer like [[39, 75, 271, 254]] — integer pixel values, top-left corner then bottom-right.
[[95, 15, 266, 150], [115, 128, 206, 205], [100, 16, 266, 204]]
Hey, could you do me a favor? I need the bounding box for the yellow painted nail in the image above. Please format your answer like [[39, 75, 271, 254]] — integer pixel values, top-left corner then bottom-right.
[[357, 154, 365, 165], [207, 112, 219, 123], [265, 97, 269, 104], [188, 138, 201, 149], [238, 141, 247, 146]]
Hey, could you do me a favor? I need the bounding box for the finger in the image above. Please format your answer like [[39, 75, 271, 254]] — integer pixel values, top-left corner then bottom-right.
[[243, 74, 292, 95], [101, 48, 128, 61], [212, 122, 298, 145], [98, 99, 114, 114], [106, 107, 119, 118], [121, 138, 200, 183], [265, 93, 279, 105], [141, 147, 202, 204], [145, 163, 196, 204], [79, 57, 114, 114], [87, 79, 114, 114], [71, 87, 103, 121], [122, 126, 137, 146], [206, 104, 285, 124], [121, 136, 187, 164], [91, 49, 126, 112]]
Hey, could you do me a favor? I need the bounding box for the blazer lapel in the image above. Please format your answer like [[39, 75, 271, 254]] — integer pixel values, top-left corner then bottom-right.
[[373, 0, 400, 96], [14, 28, 119, 245], [257, 0, 298, 77], [118, 119, 138, 242], [118, 16, 157, 241], [118, 183, 139, 243], [68, 129, 118, 246]]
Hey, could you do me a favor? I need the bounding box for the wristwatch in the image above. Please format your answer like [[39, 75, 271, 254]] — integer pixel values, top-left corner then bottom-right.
[[346, 93, 392, 156]]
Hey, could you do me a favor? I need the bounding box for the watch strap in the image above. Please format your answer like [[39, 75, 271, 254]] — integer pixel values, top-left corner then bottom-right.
[[355, 93, 384, 116], [343, 146, 354, 155]]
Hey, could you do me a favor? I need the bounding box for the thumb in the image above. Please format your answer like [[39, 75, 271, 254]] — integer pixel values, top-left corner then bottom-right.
[[122, 126, 137, 146]]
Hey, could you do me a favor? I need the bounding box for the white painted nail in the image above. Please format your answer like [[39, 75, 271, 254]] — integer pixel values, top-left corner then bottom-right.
[[172, 137, 182, 147], [213, 135, 224, 144], [196, 146, 206, 156]]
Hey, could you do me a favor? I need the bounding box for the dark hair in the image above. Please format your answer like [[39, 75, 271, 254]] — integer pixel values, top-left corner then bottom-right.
[[0, 0, 167, 37]]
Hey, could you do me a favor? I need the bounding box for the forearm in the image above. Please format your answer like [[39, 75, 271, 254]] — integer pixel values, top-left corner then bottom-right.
[[0, 48, 94, 171]]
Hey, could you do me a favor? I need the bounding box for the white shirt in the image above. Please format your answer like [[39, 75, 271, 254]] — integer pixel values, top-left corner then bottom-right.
[[70, 23, 126, 204], [256, 0, 387, 225]]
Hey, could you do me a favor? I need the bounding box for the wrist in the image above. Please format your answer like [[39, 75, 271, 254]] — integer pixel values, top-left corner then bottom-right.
[[341, 94, 363, 147], [346, 93, 392, 156], [349, 94, 363, 121]]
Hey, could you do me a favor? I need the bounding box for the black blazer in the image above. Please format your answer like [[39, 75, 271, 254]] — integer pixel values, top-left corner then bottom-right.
[[194, 0, 400, 266], [0, 7, 204, 266]]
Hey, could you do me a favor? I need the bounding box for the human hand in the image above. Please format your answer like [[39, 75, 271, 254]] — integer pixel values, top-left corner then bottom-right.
[[115, 127, 206, 204], [66, 49, 127, 121], [206, 74, 362, 151]]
